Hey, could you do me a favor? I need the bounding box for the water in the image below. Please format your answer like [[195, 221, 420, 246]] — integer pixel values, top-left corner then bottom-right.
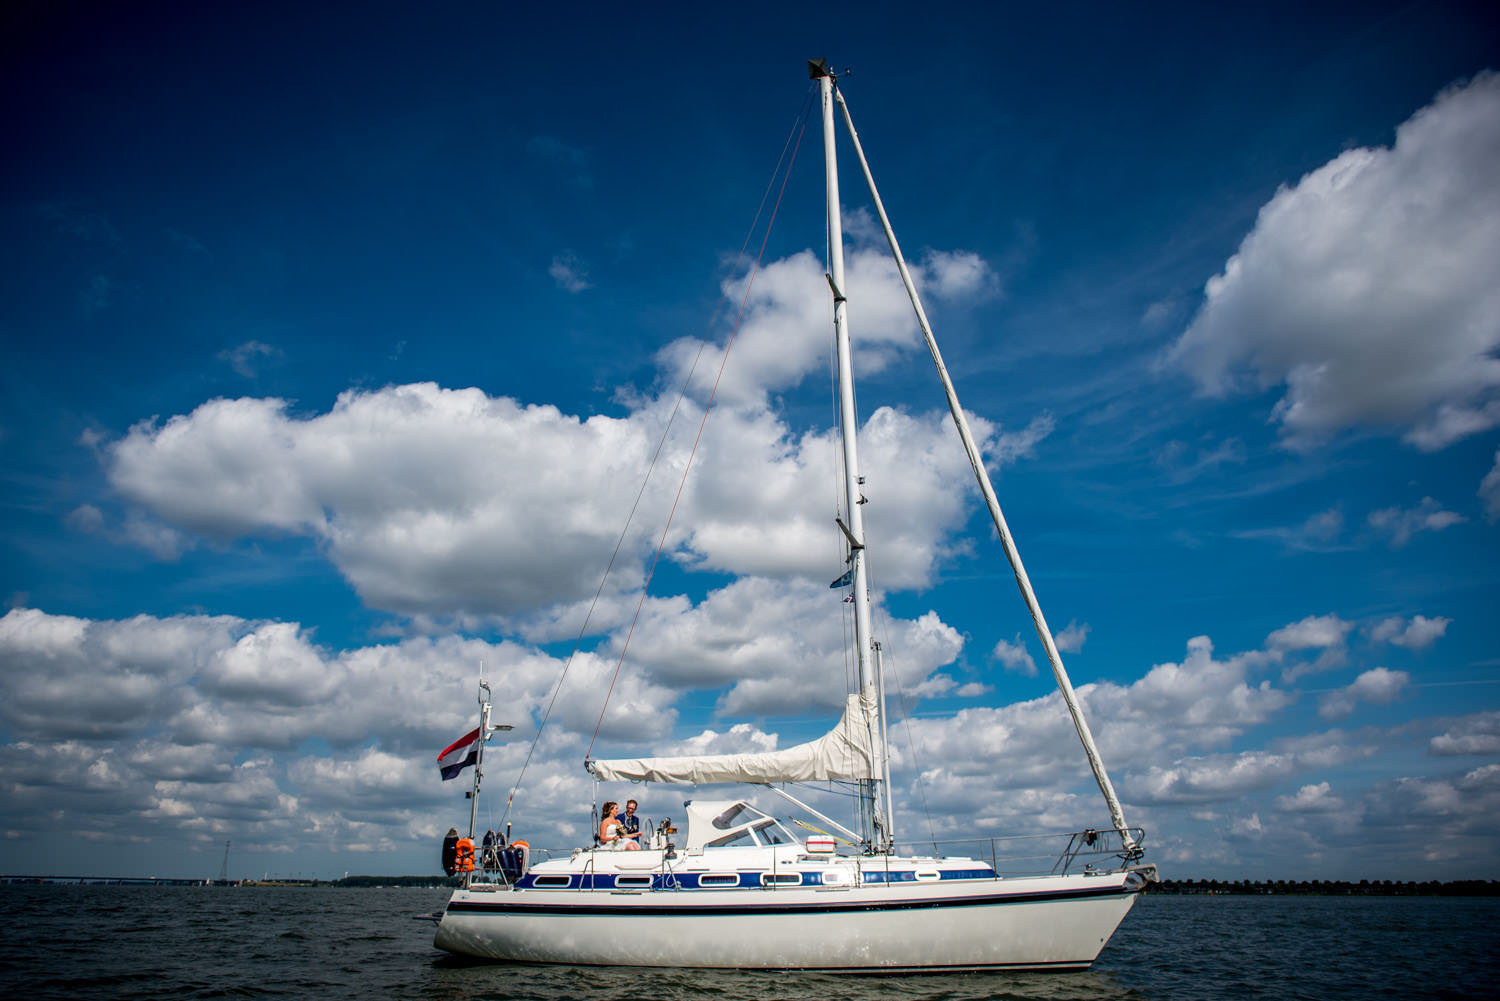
[[2, 886, 1496, 1000]]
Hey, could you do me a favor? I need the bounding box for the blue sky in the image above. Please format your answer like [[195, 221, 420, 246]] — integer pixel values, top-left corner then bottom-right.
[[2, 2, 1497, 881]]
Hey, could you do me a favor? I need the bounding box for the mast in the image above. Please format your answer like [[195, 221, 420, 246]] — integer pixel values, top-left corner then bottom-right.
[[831, 85, 1139, 854], [812, 59, 890, 851]]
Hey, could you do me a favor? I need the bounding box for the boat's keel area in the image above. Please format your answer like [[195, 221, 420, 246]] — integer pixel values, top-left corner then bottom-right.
[[433, 849, 1144, 971]]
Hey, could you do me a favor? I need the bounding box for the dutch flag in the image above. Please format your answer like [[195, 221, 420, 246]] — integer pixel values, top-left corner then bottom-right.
[[437, 726, 482, 780]]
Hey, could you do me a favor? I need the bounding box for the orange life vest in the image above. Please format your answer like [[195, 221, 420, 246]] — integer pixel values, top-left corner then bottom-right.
[[455, 837, 475, 872]]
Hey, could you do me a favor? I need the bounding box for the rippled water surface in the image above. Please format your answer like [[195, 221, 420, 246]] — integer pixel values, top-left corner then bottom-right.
[[2, 886, 1496, 1000]]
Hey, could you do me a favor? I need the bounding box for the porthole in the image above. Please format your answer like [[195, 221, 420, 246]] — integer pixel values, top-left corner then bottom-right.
[[698, 873, 739, 887]]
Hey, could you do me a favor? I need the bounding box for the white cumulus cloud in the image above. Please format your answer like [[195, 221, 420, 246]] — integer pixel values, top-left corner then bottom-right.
[[660, 235, 997, 408], [1054, 620, 1091, 654], [1274, 781, 1345, 813], [1266, 613, 1352, 682], [105, 237, 1023, 633], [617, 578, 965, 717], [991, 634, 1037, 676], [1134, 741, 1374, 805], [1429, 711, 1500, 756], [1318, 667, 1410, 720], [1369, 614, 1451, 650], [1266, 614, 1352, 651], [105, 385, 1042, 627], [1168, 72, 1500, 451]]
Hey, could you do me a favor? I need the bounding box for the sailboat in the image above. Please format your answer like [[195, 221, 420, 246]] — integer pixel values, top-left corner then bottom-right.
[[432, 60, 1157, 972]]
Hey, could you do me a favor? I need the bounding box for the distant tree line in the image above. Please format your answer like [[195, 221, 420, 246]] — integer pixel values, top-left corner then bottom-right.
[[328, 875, 1500, 894], [333, 874, 463, 888], [1151, 878, 1500, 896]]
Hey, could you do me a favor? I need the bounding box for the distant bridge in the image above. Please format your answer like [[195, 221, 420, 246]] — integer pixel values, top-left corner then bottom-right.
[[1, 874, 239, 886]]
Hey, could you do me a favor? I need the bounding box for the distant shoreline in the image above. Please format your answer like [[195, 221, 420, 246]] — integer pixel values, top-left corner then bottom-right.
[[1149, 878, 1500, 896], [0, 874, 460, 889], [4, 874, 1498, 895]]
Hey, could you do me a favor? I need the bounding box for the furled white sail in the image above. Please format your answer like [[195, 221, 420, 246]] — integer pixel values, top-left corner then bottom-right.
[[587, 691, 878, 784]]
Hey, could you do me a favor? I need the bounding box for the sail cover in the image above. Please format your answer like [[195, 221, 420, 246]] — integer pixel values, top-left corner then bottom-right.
[[588, 691, 878, 784]]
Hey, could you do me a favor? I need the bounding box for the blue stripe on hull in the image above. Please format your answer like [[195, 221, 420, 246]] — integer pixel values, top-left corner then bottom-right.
[[516, 867, 1001, 891]]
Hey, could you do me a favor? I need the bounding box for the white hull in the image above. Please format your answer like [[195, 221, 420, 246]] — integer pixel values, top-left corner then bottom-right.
[[434, 870, 1141, 971]]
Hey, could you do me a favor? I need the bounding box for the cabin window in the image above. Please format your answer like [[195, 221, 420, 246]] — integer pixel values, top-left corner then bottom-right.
[[753, 820, 793, 845], [821, 869, 848, 885], [761, 872, 802, 886], [914, 870, 942, 882], [698, 873, 739, 887], [711, 804, 748, 830], [615, 876, 652, 888], [532, 875, 572, 888], [705, 827, 758, 849]]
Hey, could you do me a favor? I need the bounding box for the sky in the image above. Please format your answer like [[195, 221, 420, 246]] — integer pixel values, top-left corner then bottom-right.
[[2, 2, 1497, 882]]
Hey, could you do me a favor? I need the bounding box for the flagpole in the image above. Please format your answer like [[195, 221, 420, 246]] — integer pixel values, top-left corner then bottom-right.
[[468, 677, 491, 842]]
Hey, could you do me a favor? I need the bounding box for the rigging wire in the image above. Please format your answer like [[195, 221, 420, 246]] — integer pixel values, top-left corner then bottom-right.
[[501, 87, 816, 825], [819, 79, 933, 847], [586, 88, 816, 757]]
